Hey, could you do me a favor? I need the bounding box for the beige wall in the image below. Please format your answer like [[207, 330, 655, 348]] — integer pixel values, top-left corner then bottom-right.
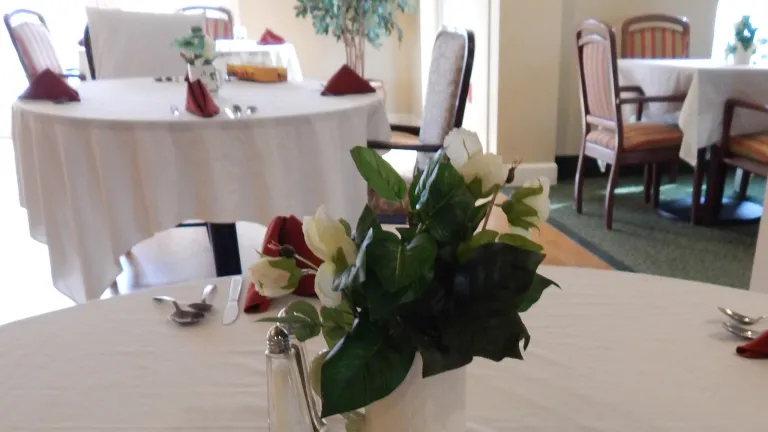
[[237, 0, 421, 118], [555, 0, 720, 156]]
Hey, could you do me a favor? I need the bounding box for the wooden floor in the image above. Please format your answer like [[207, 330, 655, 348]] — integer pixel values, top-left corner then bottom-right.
[[535, 223, 612, 270]]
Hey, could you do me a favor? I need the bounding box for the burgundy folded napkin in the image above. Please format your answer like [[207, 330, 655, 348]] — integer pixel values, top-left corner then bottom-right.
[[321, 65, 376, 96], [244, 215, 323, 314], [185, 78, 219, 118], [258, 29, 285, 45], [19, 68, 80, 102], [736, 331, 768, 358]]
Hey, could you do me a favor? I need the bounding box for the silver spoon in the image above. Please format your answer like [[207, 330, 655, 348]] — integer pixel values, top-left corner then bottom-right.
[[722, 321, 761, 340], [232, 104, 243, 118], [245, 105, 257, 116], [718, 307, 768, 325], [187, 284, 217, 313], [170, 105, 180, 117], [169, 300, 204, 326]]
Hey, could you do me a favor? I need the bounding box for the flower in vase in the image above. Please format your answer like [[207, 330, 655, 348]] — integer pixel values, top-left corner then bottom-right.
[[303, 206, 357, 265], [315, 262, 341, 307], [249, 257, 303, 298], [444, 127, 510, 196]]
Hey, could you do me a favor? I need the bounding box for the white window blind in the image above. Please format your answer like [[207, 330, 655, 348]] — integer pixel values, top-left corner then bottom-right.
[[712, 0, 768, 63]]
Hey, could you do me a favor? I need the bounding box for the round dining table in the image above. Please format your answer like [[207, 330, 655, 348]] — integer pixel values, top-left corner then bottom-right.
[[1, 267, 766, 431], [12, 78, 390, 304]]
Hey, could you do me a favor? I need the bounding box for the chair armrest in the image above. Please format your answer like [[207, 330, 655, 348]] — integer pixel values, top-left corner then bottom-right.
[[727, 98, 768, 115], [367, 139, 441, 153], [390, 124, 421, 136], [619, 93, 687, 105], [619, 85, 645, 96]]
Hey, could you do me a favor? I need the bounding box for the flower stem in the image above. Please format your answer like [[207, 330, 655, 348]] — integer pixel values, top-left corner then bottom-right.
[[266, 241, 320, 270], [481, 190, 500, 231]]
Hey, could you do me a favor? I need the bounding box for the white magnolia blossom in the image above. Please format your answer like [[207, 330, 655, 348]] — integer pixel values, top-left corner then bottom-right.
[[249, 258, 294, 298], [203, 38, 215, 61], [522, 177, 552, 224], [303, 206, 357, 265], [443, 128, 510, 194], [315, 262, 342, 308], [443, 128, 483, 169]]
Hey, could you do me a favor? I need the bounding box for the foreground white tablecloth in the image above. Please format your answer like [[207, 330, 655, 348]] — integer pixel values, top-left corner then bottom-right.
[[12, 78, 390, 303], [618, 59, 768, 165], [214, 40, 303, 81], [0, 267, 766, 431]]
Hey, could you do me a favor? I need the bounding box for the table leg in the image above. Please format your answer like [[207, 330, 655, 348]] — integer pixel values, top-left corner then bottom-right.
[[207, 223, 242, 276]]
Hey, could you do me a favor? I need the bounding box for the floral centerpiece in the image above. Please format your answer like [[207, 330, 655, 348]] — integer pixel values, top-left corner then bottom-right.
[[727, 15, 759, 65], [253, 128, 557, 430], [173, 26, 221, 92]]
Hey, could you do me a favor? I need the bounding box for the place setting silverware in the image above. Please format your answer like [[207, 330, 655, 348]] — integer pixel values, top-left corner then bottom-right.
[[718, 306, 768, 325], [722, 321, 761, 340], [170, 105, 180, 117], [224, 104, 257, 119], [153, 284, 217, 326]]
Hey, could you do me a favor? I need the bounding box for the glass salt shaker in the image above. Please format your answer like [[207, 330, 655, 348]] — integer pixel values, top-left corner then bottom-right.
[[265, 325, 313, 432]]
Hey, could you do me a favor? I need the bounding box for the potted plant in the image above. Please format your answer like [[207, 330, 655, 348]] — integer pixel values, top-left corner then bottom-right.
[[173, 26, 222, 92], [727, 15, 759, 65], [254, 128, 558, 431], [295, 0, 412, 100]]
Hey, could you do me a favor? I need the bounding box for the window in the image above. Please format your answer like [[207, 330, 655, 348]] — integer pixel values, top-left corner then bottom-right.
[[712, 0, 768, 64]]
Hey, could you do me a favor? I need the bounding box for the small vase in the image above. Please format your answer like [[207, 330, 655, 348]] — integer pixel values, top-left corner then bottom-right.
[[364, 354, 466, 432], [733, 45, 754, 66], [188, 63, 222, 93]]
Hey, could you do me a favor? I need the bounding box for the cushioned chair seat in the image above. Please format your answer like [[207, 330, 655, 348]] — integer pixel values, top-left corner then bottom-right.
[[731, 132, 768, 163], [586, 123, 682, 151]]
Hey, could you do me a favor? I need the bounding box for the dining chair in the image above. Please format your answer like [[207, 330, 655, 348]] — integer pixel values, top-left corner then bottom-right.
[[178, 6, 234, 40], [621, 14, 690, 59], [704, 99, 768, 225], [575, 20, 687, 230], [4, 9, 84, 82], [366, 28, 474, 223]]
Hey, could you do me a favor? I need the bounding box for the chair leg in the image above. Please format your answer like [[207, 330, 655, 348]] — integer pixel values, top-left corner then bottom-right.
[[651, 164, 662, 208], [704, 148, 728, 226], [737, 170, 751, 202], [605, 162, 620, 230], [643, 164, 652, 204], [691, 156, 705, 225], [669, 162, 679, 183], [574, 151, 586, 214]]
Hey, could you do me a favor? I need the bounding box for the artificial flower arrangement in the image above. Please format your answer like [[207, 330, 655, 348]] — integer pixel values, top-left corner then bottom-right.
[[173, 25, 216, 65], [726, 15, 759, 63], [252, 128, 557, 418]]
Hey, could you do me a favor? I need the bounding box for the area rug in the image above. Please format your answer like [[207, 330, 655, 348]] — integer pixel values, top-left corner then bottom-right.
[[547, 173, 763, 289]]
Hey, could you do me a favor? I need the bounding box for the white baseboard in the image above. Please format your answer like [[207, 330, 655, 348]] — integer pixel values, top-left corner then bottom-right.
[[509, 162, 558, 186]]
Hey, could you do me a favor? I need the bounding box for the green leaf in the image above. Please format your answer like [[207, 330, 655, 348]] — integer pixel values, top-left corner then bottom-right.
[[267, 257, 304, 291], [320, 305, 355, 349], [353, 205, 380, 246], [320, 314, 416, 417], [409, 167, 423, 211], [519, 273, 559, 313], [413, 158, 476, 243], [286, 300, 321, 324], [366, 230, 437, 289], [498, 233, 543, 253], [350, 146, 406, 202], [511, 182, 544, 202], [258, 300, 322, 343], [501, 200, 538, 231], [339, 218, 352, 237], [396, 226, 417, 242], [457, 230, 499, 261]]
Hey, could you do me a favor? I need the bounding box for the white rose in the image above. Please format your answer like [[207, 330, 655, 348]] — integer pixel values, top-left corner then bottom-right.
[[443, 128, 483, 169], [314, 262, 341, 308], [203, 38, 215, 61], [249, 258, 295, 298], [520, 177, 551, 223], [459, 153, 510, 195], [303, 206, 357, 264]]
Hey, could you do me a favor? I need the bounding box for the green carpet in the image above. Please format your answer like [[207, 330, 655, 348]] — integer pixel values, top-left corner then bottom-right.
[[548, 172, 764, 289]]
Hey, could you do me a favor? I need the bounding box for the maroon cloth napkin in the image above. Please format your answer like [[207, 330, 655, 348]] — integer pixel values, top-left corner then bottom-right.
[[321, 65, 376, 96], [185, 79, 219, 118], [258, 29, 285, 45], [19, 69, 80, 102], [736, 331, 768, 358], [244, 216, 324, 314]]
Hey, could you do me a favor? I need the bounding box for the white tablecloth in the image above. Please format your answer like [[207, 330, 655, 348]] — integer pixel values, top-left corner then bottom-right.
[[12, 78, 390, 303], [1, 267, 766, 430], [618, 59, 768, 165], [214, 40, 303, 82]]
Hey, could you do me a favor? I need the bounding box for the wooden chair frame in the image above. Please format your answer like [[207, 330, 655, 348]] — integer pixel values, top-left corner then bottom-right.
[[704, 99, 768, 225], [4, 9, 84, 81], [621, 14, 691, 59], [575, 19, 687, 230]]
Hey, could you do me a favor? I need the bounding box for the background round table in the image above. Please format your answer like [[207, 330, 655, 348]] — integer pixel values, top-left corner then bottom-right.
[[12, 78, 390, 303], [1, 267, 766, 431]]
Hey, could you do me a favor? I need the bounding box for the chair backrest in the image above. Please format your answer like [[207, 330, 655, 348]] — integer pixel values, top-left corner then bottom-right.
[[4, 9, 63, 80], [419, 28, 475, 146], [85, 7, 204, 79], [178, 6, 233, 40], [621, 14, 690, 59], [576, 20, 622, 132]]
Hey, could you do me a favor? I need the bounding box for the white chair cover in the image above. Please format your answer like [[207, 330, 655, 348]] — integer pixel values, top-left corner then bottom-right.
[[86, 7, 203, 79]]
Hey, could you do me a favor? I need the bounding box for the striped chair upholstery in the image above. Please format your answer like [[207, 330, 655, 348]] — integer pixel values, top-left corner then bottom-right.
[[204, 17, 233, 40], [587, 123, 683, 151], [622, 15, 690, 59], [730, 133, 768, 163], [582, 42, 616, 120], [9, 21, 63, 77]]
